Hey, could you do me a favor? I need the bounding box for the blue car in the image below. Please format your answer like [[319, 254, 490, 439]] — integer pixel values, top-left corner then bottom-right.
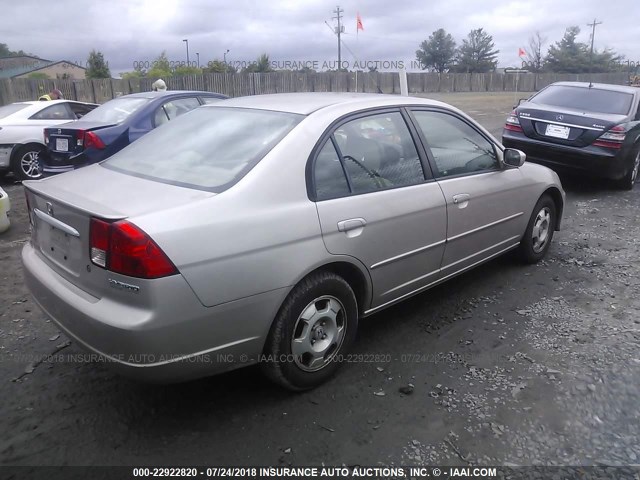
[[43, 90, 227, 174]]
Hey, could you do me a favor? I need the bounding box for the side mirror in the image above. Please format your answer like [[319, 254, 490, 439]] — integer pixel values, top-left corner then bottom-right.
[[503, 148, 526, 167]]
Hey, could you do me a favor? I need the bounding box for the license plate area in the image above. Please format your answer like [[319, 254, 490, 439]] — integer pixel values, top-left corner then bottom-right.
[[36, 221, 81, 271], [55, 138, 69, 152], [545, 124, 570, 139]]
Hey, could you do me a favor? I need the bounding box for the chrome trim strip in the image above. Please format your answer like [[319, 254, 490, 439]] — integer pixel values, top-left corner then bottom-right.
[[371, 239, 446, 270], [382, 268, 440, 296], [34, 208, 80, 237], [523, 116, 604, 131], [440, 235, 520, 271], [448, 212, 523, 242], [364, 242, 520, 316]]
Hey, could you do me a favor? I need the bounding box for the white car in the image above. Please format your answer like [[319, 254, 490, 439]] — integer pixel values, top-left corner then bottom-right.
[[0, 100, 97, 181]]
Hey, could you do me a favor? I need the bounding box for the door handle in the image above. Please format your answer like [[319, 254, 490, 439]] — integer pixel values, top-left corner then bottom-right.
[[337, 218, 367, 232], [452, 194, 470, 204]]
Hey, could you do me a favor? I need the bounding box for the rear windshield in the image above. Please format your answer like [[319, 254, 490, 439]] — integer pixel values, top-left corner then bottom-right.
[[0, 103, 29, 119], [79, 97, 150, 124], [103, 107, 303, 191], [530, 85, 633, 115]]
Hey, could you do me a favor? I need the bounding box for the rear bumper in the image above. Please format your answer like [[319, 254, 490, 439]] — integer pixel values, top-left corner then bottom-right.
[[503, 130, 628, 180], [43, 151, 100, 174], [22, 243, 287, 383]]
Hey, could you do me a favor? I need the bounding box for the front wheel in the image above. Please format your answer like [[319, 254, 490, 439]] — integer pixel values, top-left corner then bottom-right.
[[518, 194, 556, 264], [617, 147, 640, 191], [12, 145, 44, 181], [262, 271, 358, 391]]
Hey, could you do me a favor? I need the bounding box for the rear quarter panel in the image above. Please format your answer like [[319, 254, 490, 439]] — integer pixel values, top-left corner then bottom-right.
[[130, 117, 341, 308]]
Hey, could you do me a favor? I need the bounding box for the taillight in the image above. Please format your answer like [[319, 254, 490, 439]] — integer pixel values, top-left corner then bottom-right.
[[85, 131, 105, 149], [504, 110, 523, 132], [89, 218, 178, 279], [76, 130, 105, 149], [44, 129, 49, 144], [592, 125, 626, 150]]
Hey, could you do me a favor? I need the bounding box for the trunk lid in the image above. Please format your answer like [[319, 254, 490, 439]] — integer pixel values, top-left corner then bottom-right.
[[45, 122, 116, 156], [24, 165, 214, 297], [517, 103, 627, 147]]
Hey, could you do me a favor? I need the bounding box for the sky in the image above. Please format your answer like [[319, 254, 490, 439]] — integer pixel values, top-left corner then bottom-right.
[[2, 0, 639, 75]]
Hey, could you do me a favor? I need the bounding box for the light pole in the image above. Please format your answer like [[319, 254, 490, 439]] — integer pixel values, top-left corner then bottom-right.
[[196, 52, 200, 68], [182, 39, 190, 66], [223, 49, 230, 64]]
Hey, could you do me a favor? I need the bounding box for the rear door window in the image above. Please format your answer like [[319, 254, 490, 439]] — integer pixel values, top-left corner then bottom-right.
[[30, 103, 75, 120], [68, 102, 96, 119], [330, 112, 426, 195], [154, 97, 201, 126]]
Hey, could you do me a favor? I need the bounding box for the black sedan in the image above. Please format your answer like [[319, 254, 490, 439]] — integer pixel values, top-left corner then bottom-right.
[[502, 82, 640, 189], [43, 90, 227, 174]]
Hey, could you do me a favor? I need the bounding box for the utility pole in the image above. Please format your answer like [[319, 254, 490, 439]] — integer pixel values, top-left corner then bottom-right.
[[332, 6, 344, 70], [587, 18, 602, 86], [183, 39, 190, 66]]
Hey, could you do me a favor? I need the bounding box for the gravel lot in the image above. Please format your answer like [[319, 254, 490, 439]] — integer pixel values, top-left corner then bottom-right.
[[1, 92, 639, 469]]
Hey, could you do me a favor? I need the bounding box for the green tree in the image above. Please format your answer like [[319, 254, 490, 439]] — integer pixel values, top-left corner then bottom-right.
[[86, 50, 111, 79], [120, 70, 144, 79], [455, 28, 499, 73], [27, 72, 49, 79], [543, 26, 623, 73], [544, 27, 588, 73], [147, 51, 172, 78], [0, 43, 34, 57], [173, 65, 203, 76], [203, 59, 237, 73], [415, 28, 457, 73], [242, 53, 273, 73]]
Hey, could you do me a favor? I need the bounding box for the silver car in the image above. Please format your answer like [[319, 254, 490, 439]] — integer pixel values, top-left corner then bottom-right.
[[22, 93, 565, 390]]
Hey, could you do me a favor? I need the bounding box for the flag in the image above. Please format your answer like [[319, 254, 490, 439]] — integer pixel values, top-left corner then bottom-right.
[[518, 47, 527, 58], [356, 12, 364, 31]]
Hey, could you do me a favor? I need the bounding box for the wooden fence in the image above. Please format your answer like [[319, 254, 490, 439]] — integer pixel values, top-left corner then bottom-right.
[[0, 72, 630, 106]]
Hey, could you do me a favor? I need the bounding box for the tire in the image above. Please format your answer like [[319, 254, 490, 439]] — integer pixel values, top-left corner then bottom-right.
[[518, 194, 556, 264], [12, 145, 44, 181], [617, 146, 640, 191], [262, 271, 358, 391]]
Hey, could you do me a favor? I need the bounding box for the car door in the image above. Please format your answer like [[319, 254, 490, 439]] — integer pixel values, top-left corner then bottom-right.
[[312, 110, 447, 311], [410, 108, 529, 277]]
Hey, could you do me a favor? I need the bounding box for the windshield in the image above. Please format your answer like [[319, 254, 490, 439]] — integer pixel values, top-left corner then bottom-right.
[[0, 103, 30, 119], [104, 107, 303, 191], [530, 85, 633, 115], [79, 97, 150, 124]]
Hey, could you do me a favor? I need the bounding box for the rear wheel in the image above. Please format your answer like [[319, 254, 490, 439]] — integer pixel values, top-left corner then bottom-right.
[[262, 271, 358, 391], [617, 146, 640, 191], [518, 194, 556, 264], [12, 145, 44, 181]]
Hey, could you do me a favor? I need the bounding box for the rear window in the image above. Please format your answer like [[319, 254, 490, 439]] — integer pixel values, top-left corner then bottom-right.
[[0, 103, 29, 119], [80, 97, 150, 124], [103, 107, 303, 191], [530, 85, 633, 115]]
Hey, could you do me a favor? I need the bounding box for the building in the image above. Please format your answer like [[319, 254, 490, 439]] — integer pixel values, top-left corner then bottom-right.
[[0, 56, 86, 80]]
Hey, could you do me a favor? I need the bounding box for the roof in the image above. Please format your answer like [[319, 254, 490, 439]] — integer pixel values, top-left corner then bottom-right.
[[0, 60, 86, 79], [120, 90, 227, 100], [552, 82, 639, 95], [206, 92, 443, 115]]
